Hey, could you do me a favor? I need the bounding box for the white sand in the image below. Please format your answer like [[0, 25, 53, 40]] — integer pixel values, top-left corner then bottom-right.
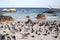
[[0, 18, 60, 40]]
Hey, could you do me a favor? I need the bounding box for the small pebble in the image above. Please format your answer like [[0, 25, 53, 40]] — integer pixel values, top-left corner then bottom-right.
[[3, 31, 6, 33], [48, 32, 50, 34], [53, 36, 58, 38], [43, 34, 47, 36], [19, 29, 22, 32], [31, 28, 34, 33], [38, 33, 40, 35], [27, 33, 30, 35], [31, 35, 35, 38], [6, 34, 9, 35], [35, 31, 37, 34], [1, 35, 5, 39]]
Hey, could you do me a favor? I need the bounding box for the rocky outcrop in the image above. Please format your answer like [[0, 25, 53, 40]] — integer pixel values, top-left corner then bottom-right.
[[2, 9, 16, 12], [36, 14, 46, 19], [9, 9, 16, 12], [0, 14, 13, 22], [43, 9, 55, 14], [2, 9, 8, 12], [52, 14, 57, 16], [0, 14, 3, 16], [0, 16, 13, 22]]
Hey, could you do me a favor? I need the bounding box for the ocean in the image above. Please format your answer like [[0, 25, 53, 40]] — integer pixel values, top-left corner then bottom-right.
[[0, 8, 60, 21]]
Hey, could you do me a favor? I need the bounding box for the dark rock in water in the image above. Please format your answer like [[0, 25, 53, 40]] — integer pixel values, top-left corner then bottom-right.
[[26, 16, 30, 18], [53, 14, 57, 16], [0, 14, 3, 16], [43, 9, 55, 14], [36, 14, 46, 19], [0, 16, 13, 22]]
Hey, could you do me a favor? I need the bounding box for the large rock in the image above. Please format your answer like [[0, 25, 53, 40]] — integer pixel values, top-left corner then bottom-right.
[[0, 16, 13, 22], [36, 14, 46, 19], [2, 9, 16, 12], [26, 16, 30, 18], [0, 14, 3, 16], [43, 9, 55, 14], [9, 9, 16, 12], [52, 14, 57, 16], [2, 9, 7, 12]]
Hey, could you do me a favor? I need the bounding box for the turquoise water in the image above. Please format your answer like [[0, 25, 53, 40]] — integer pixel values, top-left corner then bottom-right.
[[0, 8, 60, 19]]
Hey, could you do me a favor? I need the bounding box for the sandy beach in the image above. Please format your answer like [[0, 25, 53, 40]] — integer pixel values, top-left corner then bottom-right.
[[0, 8, 60, 40], [0, 18, 60, 40]]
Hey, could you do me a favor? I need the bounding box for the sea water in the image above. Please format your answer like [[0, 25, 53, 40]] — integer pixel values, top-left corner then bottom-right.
[[0, 8, 60, 21]]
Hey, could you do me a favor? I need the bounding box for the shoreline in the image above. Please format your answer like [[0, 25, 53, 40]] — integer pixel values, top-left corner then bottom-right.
[[0, 8, 60, 40], [0, 18, 60, 40]]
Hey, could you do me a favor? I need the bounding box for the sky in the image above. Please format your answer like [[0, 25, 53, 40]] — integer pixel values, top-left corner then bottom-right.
[[0, 0, 60, 8]]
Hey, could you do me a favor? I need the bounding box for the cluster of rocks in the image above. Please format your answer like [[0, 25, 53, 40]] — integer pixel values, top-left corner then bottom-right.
[[25, 14, 46, 20], [0, 14, 13, 22], [2, 9, 16, 12], [0, 19, 60, 40], [43, 9, 55, 14], [0, 34, 16, 40]]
